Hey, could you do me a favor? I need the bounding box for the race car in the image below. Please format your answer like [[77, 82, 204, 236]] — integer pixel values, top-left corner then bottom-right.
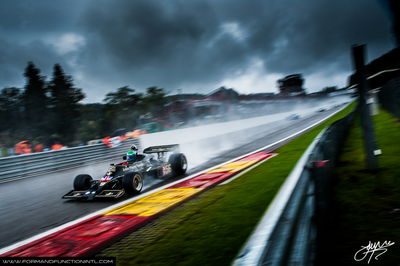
[[287, 113, 300, 120], [62, 144, 187, 200]]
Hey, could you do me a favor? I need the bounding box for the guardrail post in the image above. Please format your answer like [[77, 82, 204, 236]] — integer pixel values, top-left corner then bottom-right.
[[310, 157, 331, 266], [351, 44, 379, 170]]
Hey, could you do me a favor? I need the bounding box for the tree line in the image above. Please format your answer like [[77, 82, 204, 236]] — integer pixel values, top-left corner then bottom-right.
[[0, 62, 167, 148]]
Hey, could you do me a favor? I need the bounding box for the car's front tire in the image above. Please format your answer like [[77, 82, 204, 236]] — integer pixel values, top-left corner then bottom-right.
[[73, 174, 93, 190], [122, 172, 143, 195]]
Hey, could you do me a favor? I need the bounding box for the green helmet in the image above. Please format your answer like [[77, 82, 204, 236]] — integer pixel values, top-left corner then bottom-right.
[[126, 150, 137, 162]]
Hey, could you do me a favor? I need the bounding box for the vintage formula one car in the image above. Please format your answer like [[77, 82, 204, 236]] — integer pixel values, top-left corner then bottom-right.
[[62, 144, 187, 200]]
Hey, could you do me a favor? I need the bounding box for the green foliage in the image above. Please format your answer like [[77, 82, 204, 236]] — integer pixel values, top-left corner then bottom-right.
[[101, 86, 143, 135], [104, 86, 142, 106], [76, 120, 101, 143], [0, 87, 26, 147], [0, 62, 87, 147], [141, 86, 167, 114], [0, 61, 170, 147], [75, 104, 104, 143], [100, 86, 167, 135]]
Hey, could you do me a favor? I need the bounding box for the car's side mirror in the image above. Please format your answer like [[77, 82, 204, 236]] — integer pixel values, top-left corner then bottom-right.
[[123, 155, 127, 160]]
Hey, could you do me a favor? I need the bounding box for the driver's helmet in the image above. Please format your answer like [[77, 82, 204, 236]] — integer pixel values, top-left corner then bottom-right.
[[107, 165, 116, 176], [126, 150, 137, 162], [130, 144, 138, 151]]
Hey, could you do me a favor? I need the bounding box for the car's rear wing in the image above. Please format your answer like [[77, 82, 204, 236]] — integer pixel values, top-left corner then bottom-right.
[[143, 144, 180, 154]]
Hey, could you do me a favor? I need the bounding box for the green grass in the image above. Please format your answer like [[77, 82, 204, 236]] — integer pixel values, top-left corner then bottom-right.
[[332, 109, 400, 265], [98, 104, 355, 266]]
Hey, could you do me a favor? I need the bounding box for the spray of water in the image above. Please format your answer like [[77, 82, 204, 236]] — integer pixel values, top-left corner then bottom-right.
[[140, 95, 351, 169]]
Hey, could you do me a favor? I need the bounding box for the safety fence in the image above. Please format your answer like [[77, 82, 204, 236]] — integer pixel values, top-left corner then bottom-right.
[[234, 111, 355, 266], [378, 76, 400, 118], [0, 139, 140, 182]]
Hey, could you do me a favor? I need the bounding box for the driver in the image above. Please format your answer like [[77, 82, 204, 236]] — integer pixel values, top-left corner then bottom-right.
[[125, 144, 145, 164]]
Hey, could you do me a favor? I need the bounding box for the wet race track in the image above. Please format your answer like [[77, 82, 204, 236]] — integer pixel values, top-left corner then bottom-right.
[[0, 107, 342, 249]]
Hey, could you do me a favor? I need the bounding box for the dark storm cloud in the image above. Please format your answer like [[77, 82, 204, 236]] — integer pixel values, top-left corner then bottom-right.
[[0, 0, 87, 88], [0, 37, 66, 88], [250, 0, 392, 72], [0, 0, 87, 34], [0, 0, 394, 100], [79, 0, 253, 90], [78, 0, 392, 93]]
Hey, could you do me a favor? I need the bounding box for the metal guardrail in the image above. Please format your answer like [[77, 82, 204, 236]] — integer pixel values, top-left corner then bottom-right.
[[0, 139, 140, 182], [233, 111, 355, 266]]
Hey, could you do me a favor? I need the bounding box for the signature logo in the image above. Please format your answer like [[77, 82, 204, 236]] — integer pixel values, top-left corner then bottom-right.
[[354, 241, 395, 264]]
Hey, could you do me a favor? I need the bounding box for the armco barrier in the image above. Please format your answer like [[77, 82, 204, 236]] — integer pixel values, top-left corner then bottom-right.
[[0, 139, 140, 182], [234, 111, 355, 266]]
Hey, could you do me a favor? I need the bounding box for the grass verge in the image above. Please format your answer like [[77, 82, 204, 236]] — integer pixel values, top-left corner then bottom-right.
[[98, 104, 354, 266], [332, 108, 400, 265]]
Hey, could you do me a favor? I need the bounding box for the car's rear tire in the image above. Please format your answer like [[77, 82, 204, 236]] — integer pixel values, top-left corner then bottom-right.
[[122, 172, 143, 195], [169, 153, 187, 176], [73, 174, 93, 190]]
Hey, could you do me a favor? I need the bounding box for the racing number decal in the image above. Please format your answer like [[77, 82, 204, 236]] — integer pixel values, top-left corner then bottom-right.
[[162, 164, 172, 176]]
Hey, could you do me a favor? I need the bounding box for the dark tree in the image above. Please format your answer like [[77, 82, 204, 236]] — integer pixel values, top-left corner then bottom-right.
[[142, 87, 167, 115], [22, 62, 50, 138], [103, 86, 142, 106], [76, 104, 104, 143], [102, 86, 143, 134], [48, 64, 85, 144], [0, 87, 22, 134]]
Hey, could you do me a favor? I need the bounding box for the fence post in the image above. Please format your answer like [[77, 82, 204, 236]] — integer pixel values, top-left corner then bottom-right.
[[351, 44, 379, 170]]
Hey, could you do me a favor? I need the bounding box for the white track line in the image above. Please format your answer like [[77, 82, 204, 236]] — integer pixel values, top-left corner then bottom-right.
[[0, 104, 349, 255]]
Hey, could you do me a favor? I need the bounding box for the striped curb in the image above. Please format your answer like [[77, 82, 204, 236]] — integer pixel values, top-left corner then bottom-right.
[[2, 151, 277, 257]]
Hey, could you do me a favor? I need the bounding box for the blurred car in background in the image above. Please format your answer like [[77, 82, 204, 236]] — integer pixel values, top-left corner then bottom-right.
[[287, 114, 300, 120]]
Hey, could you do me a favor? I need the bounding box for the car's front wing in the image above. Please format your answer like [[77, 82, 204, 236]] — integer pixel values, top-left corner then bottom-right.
[[62, 189, 125, 199]]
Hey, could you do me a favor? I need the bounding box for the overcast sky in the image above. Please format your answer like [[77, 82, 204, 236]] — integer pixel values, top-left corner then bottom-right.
[[0, 0, 394, 102]]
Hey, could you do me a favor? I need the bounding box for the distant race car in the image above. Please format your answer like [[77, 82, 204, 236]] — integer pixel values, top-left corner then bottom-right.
[[62, 144, 187, 200], [287, 114, 300, 120]]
